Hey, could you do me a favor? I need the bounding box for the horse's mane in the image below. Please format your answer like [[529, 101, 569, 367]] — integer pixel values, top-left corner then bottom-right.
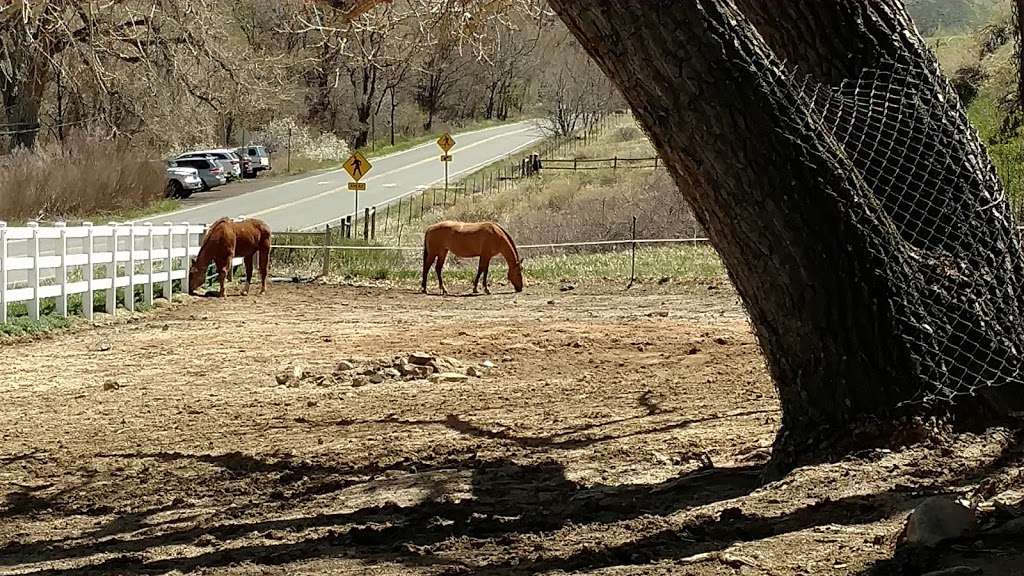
[[493, 222, 519, 262]]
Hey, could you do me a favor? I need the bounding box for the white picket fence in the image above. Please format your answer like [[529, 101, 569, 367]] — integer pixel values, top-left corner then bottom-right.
[[0, 220, 222, 324]]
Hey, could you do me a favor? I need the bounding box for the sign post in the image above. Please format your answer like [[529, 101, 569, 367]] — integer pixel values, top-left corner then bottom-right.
[[437, 132, 455, 205], [343, 150, 372, 233]]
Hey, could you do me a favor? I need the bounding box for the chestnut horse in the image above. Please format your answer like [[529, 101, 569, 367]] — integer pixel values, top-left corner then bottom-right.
[[189, 217, 272, 297], [422, 221, 523, 295]]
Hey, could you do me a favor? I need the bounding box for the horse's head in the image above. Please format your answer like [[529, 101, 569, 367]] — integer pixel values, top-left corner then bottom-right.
[[188, 260, 204, 295], [508, 258, 524, 293]]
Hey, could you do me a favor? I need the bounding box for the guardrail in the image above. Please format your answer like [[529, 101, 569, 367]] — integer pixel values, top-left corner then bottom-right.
[[0, 220, 230, 324]]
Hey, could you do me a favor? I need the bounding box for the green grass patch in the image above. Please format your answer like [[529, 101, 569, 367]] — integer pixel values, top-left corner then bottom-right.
[[0, 314, 73, 337]]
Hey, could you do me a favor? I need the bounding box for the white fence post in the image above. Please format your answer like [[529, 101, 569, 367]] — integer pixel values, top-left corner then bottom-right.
[[107, 222, 119, 317], [56, 222, 68, 318], [127, 223, 136, 312], [84, 221, 94, 320], [27, 221, 40, 321], [0, 221, 6, 325], [144, 222, 154, 306], [164, 222, 174, 300]]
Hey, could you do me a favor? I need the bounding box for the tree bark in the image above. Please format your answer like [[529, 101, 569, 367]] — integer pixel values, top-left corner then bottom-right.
[[544, 0, 1024, 473]]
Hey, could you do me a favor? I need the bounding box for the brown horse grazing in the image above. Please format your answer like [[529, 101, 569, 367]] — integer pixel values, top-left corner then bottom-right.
[[189, 217, 272, 297], [422, 221, 523, 295]]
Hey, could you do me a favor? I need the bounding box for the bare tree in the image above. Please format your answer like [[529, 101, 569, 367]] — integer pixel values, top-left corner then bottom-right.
[[538, 32, 615, 137]]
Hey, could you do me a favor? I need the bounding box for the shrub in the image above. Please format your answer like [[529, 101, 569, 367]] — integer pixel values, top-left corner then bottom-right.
[[0, 135, 165, 222], [950, 64, 987, 106]]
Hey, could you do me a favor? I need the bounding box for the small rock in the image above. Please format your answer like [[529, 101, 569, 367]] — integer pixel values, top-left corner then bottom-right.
[[903, 496, 977, 547], [93, 340, 112, 352], [292, 366, 304, 381], [384, 368, 401, 379], [275, 372, 290, 385], [102, 380, 120, 391], [560, 283, 576, 292], [466, 366, 483, 378], [162, 324, 170, 332], [481, 360, 495, 369], [369, 373, 385, 384], [570, 340, 584, 348], [687, 347, 700, 355], [547, 300, 556, 305], [714, 337, 729, 345], [408, 352, 434, 366], [306, 400, 318, 408], [336, 360, 356, 372], [195, 534, 220, 547], [400, 364, 433, 378], [430, 372, 470, 383], [658, 276, 670, 284], [501, 355, 513, 362], [352, 376, 371, 387]]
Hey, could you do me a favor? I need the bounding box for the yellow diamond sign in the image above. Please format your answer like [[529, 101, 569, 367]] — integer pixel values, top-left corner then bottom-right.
[[437, 132, 455, 153], [343, 151, 372, 182]]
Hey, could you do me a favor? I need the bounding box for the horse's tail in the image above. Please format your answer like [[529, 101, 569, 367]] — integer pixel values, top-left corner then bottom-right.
[[493, 222, 519, 262]]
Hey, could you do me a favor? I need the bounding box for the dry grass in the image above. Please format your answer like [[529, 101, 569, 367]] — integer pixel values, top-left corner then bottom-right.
[[0, 136, 165, 222], [382, 116, 701, 248]]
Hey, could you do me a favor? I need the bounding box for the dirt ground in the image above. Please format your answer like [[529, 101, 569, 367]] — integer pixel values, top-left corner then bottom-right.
[[1, 278, 1022, 575]]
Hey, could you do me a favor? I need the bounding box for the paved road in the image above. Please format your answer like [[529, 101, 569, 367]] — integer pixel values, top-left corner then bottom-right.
[[146, 120, 545, 232]]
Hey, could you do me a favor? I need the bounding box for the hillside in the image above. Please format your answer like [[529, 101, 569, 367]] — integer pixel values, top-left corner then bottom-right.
[[907, 0, 1007, 35]]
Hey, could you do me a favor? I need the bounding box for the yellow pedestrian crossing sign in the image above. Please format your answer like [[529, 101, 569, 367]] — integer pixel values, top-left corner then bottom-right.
[[343, 151, 372, 182], [437, 132, 455, 153]]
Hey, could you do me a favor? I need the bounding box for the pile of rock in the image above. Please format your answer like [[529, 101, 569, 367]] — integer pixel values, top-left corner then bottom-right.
[[275, 352, 496, 388]]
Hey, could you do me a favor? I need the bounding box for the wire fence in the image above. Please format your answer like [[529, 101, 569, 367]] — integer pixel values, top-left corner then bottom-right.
[[266, 231, 715, 287], [798, 58, 1024, 406]]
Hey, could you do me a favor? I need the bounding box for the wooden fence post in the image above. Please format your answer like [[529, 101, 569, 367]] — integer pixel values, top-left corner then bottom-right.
[[364, 207, 370, 240], [27, 221, 39, 320], [384, 203, 390, 235], [107, 222, 118, 315], [144, 223, 154, 306], [322, 224, 332, 277], [56, 222, 68, 318], [613, 156, 618, 171], [0, 221, 6, 325], [164, 222, 174, 300], [370, 207, 376, 240], [84, 221, 95, 320], [126, 223, 136, 312]]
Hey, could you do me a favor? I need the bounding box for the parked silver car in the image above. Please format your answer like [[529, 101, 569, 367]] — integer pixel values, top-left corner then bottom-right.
[[177, 149, 242, 180], [234, 145, 271, 177], [165, 165, 203, 199], [169, 156, 227, 190]]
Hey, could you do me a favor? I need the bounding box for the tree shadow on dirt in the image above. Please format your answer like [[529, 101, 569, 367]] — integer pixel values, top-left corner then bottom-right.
[[2, 457, 763, 575]]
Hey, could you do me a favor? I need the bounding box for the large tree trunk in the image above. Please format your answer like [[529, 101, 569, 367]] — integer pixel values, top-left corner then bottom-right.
[[545, 0, 1024, 473]]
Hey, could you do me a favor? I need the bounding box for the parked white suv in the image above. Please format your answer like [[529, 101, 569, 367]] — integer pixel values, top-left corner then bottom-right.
[[165, 165, 203, 198]]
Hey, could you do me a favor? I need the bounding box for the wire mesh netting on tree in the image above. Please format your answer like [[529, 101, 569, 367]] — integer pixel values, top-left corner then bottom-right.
[[795, 59, 1024, 406]]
